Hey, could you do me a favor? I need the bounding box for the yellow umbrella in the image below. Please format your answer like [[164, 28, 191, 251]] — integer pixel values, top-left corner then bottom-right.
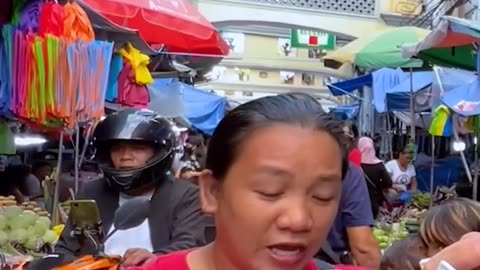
[[324, 26, 430, 70]]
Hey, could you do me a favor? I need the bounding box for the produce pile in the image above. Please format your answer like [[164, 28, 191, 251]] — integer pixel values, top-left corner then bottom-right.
[[0, 196, 57, 257], [373, 187, 457, 251], [412, 192, 432, 209], [373, 223, 409, 250]]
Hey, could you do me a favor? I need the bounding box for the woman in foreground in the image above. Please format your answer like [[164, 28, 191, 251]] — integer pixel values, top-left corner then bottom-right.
[[128, 95, 364, 270]]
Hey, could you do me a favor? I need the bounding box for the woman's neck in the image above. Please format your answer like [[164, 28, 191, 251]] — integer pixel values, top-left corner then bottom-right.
[[396, 159, 408, 169], [188, 242, 244, 270]]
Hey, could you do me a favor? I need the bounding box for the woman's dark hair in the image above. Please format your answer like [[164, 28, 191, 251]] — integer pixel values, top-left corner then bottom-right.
[[282, 92, 325, 112], [380, 235, 426, 270], [350, 123, 359, 138], [206, 95, 348, 180]]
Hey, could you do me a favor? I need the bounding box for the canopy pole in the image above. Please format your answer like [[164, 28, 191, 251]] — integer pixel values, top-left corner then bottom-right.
[[430, 135, 435, 207], [473, 43, 480, 200], [74, 125, 80, 195], [453, 115, 473, 183], [52, 131, 64, 226], [409, 67, 415, 140], [473, 134, 478, 201]]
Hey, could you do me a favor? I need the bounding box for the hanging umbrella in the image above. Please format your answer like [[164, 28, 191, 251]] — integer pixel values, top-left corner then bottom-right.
[[324, 26, 429, 70], [78, 0, 229, 56], [402, 16, 480, 71]]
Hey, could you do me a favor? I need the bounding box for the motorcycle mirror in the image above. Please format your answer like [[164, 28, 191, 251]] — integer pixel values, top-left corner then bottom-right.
[[113, 197, 150, 230]]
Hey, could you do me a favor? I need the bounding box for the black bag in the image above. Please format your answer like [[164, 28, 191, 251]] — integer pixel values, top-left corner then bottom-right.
[[316, 242, 355, 265], [313, 258, 334, 269]]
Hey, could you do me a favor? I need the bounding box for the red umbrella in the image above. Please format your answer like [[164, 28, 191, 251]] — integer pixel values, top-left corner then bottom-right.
[[79, 0, 229, 56]]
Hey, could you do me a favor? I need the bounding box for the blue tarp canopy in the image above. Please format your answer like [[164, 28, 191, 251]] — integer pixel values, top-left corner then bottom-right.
[[148, 79, 226, 134], [327, 73, 372, 96], [442, 79, 480, 116], [328, 68, 433, 112], [329, 104, 360, 119], [382, 71, 432, 112]]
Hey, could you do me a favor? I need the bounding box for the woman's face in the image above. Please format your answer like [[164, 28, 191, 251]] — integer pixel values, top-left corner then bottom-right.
[[399, 151, 413, 166], [200, 124, 343, 270]]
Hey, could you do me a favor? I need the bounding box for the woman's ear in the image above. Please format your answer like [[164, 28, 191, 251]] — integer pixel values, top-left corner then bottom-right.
[[198, 169, 219, 214]]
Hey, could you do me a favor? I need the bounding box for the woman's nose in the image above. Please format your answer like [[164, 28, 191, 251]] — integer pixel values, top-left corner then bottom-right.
[[276, 200, 313, 232]]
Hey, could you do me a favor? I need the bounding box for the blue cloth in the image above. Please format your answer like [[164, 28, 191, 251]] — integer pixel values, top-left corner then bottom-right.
[[182, 84, 226, 135], [149, 79, 226, 134], [148, 79, 185, 117], [327, 163, 374, 251], [399, 192, 412, 203], [105, 55, 123, 102], [371, 68, 404, 113]]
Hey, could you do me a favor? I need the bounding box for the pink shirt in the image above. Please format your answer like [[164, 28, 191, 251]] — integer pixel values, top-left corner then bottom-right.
[[127, 250, 367, 270]]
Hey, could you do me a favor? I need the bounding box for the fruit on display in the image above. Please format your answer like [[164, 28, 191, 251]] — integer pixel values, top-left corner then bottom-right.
[[0, 196, 56, 256], [373, 222, 409, 250], [412, 193, 432, 209], [405, 219, 421, 234]]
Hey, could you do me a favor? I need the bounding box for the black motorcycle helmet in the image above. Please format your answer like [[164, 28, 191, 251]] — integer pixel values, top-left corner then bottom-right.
[[92, 109, 176, 192]]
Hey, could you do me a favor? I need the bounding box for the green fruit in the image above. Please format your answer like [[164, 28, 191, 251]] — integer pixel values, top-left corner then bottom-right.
[[3, 206, 22, 219], [0, 231, 7, 246], [41, 230, 57, 244], [8, 228, 27, 244]]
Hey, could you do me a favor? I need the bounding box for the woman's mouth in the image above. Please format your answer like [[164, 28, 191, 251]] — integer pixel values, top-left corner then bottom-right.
[[268, 244, 307, 266]]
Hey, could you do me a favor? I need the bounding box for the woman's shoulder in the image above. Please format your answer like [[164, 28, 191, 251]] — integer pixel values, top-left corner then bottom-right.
[[384, 160, 396, 166], [128, 250, 191, 270]]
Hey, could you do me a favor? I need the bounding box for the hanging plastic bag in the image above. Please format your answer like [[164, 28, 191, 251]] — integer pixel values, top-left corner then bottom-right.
[[63, 2, 95, 43], [18, 0, 44, 33], [39, 2, 65, 37], [11, 0, 29, 26], [118, 43, 153, 85], [117, 63, 149, 108]]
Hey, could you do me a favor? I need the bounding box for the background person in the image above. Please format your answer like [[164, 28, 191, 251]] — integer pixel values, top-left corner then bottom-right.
[[385, 146, 417, 194], [420, 197, 480, 257], [57, 109, 210, 267], [358, 137, 393, 218]]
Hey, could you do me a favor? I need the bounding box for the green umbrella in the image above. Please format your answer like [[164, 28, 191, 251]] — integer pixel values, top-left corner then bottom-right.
[[402, 16, 480, 71], [324, 26, 429, 70]]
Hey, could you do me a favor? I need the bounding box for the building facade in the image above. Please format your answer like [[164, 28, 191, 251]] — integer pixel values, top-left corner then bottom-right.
[[194, 0, 469, 104]]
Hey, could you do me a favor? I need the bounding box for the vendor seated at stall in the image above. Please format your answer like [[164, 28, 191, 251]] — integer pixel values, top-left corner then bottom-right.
[[385, 146, 418, 195], [56, 109, 210, 267]]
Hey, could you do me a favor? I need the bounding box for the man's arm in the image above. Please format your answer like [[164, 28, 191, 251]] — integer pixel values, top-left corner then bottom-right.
[[154, 183, 212, 254], [343, 165, 381, 269]]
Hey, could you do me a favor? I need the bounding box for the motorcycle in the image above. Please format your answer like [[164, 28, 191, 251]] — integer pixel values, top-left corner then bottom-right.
[[23, 197, 151, 270]]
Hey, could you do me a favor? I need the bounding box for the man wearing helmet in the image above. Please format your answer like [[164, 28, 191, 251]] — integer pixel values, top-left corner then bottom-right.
[[56, 109, 210, 267]]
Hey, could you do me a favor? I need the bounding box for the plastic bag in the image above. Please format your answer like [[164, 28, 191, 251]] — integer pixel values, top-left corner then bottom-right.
[[39, 2, 65, 37], [18, 0, 43, 33], [118, 43, 153, 85], [63, 2, 94, 43]]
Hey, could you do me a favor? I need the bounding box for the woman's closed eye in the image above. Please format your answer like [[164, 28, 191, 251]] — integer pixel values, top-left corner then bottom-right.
[[255, 190, 284, 200], [312, 195, 334, 203]]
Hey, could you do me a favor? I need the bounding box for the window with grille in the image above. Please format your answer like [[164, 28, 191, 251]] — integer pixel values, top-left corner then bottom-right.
[[236, 0, 376, 16]]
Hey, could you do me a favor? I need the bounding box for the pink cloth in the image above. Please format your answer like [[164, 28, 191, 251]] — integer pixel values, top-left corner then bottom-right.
[[358, 137, 382, 164], [116, 62, 149, 108]]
